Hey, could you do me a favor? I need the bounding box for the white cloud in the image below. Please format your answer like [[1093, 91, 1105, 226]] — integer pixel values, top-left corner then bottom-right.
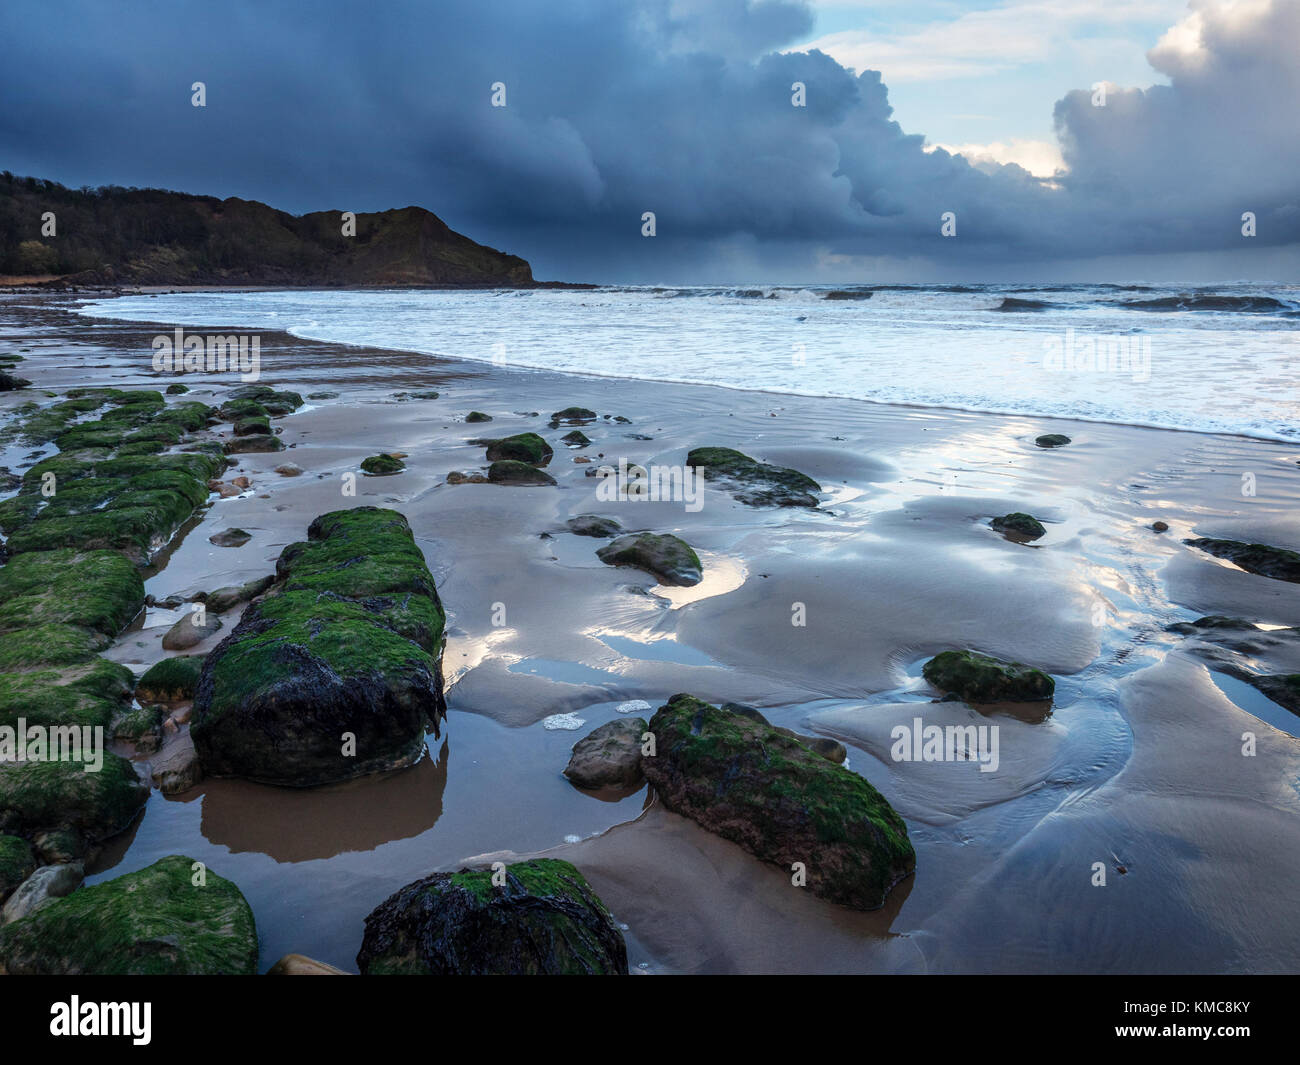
[[926, 138, 1065, 177]]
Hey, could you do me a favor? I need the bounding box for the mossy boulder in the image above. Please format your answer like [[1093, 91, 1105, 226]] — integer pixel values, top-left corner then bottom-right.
[[0, 755, 148, 854], [233, 415, 272, 436], [923, 650, 1055, 703], [642, 695, 914, 910], [686, 446, 821, 508], [488, 461, 556, 486], [484, 432, 552, 466], [1185, 538, 1300, 584], [597, 532, 702, 586], [0, 855, 258, 974], [549, 406, 597, 426], [0, 835, 35, 904], [361, 454, 405, 476], [1035, 434, 1071, 448], [165, 383, 189, 395], [465, 411, 492, 423], [136, 655, 206, 704], [990, 512, 1046, 540], [224, 433, 283, 454], [112, 704, 165, 753], [191, 507, 447, 786], [561, 430, 591, 447], [357, 858, 627, 975]]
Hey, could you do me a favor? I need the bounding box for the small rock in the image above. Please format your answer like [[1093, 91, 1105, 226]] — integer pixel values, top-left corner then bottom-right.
[[564, 718, 648, 789], [267, 953, 348, 975], [150, 732, 204, 795], [1, 863, 84, 925], [209, 528, 252, 548], [1152, 521, 1169, 533], [567, 515, 622, 539], [1035, 434, 1071, 448], [161, 612, 222, 650], [274, 462, 304, 476]]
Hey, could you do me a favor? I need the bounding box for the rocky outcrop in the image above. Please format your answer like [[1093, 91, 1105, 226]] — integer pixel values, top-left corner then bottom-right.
[[597, 532, 703, 586], [923, 650, 1055, 702], [564, 718, 647, 789], [0, 855, 258, 974], [191, 507, 447, 786], [686, 446, 821, 508], [357, 859, 626, 975], [1185, 538, 1300, 583], [641, 694, 914, 910]]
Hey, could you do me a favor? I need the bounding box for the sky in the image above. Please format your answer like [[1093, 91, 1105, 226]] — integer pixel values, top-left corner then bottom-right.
[[1, 0, 1297, 283]]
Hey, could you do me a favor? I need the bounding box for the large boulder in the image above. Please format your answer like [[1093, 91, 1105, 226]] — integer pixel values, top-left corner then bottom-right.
[[641, 694, 914, 910], [686, 446, 821, 508], [0, 855, 258, 974], [0, 756, 148, 858], [596, 532, 702, 586], [135, 654, 206, 703], [564, 718, 647, 789], [191, 508, 447, 786], [357, 858, 627, 975], [923, 650, 1055, 703]]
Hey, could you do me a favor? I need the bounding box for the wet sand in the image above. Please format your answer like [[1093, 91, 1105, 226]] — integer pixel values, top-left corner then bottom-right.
[[3, 292, 1300, 973]]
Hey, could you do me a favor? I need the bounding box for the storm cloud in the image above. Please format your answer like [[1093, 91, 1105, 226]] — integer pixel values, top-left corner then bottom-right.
[[0, 0, 1295, 281]]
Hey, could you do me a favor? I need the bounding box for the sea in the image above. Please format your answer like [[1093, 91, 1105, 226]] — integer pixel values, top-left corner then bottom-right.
[[77, 281, 1300, 442]]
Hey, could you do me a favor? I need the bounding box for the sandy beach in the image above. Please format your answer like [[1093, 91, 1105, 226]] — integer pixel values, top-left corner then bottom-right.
[[3, 290, 1300, 974]]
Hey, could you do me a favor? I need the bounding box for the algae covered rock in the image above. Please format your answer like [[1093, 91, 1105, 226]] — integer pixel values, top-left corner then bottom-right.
[[642, 695, 914, 910], [357, 858, 627, 975], [686, 446, 821, 508], [1184, 538, 1300, 584], [0, 754, 148, 854], [465, 411, 492, 423], [923, 650, 1055, 703], [549, 406, 597, 426], [597, 532, 702, 586], [0, 855, 258, 974], [0, 835, 35, 905], [487, 460, 556, 486], [484, 432, 552, 466], [192, 507, 447, 786], [990, 512, 1046, 540], [136, 655, 207, 703], [361, 453, 405, 475], [564, 718, 647, 789]]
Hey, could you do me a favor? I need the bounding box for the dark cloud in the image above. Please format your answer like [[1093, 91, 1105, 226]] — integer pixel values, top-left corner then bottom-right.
[[0, 0, 1295, 281]]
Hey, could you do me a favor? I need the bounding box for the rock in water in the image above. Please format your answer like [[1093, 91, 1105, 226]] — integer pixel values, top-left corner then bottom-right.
[[1184, 538, 1300, 584], [596, 532, 703, 586], [1035, 434, 1071, 448], [484, 432, 553, 465], [0, 855, 257, 974], [566, 514, 622, 538], [356, 858, 627, 975], [990, 512, 1046, 540], [564, 718, 648, 789], [191, 507, 447, 786], [641, 694, 915, 910], [923, 650, 1055, 702], [686, 446, 821, 508], [161, 610, 222, 649], [361, 454, 405, 476]]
